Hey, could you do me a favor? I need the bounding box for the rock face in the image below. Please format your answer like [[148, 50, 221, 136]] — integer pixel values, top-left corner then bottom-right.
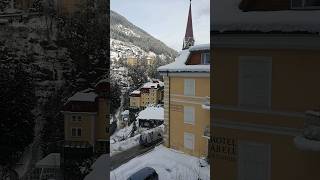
[[110, 10, 177, 64]]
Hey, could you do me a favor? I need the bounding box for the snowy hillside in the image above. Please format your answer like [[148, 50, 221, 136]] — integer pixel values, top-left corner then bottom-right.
[[110, 10, 178, 64]]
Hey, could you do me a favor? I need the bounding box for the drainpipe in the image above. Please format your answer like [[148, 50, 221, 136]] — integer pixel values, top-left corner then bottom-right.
[[167, 70, 171, 147]]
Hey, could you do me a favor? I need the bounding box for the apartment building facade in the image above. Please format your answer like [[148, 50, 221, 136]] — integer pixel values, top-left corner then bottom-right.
[[62, 79, 109, 154], [212, 0, 320, 179], [129, 80, 164, 110], [158, 44, 210, 157]]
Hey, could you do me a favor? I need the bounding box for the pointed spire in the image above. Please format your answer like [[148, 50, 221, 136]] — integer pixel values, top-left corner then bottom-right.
[[183, 0, 195, 50]]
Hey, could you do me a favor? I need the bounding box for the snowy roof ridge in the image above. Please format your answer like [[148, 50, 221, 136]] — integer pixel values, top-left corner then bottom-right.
[[67, 92, 98, 102], [137, 106, 164, 120], [130, 90, 141, 95], [158, 44, 210, 73], [212, 0, 320, 33]]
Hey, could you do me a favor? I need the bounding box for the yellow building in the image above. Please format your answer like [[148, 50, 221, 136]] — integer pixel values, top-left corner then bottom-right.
[[211, 0, 320, 179], [129, 80, 164, 110], [146, 56, 155, 66], [129, 90, 141, 109], [62, 79, 109, 154], [127, 56, 138, 66], [158, 44, 210, 158]]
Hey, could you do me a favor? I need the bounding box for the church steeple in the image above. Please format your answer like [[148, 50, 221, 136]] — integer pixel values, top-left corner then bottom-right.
[[183, 0, 195, 50]]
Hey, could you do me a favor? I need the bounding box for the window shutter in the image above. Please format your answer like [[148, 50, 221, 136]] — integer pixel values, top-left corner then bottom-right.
[[184, 79, 195, 96], [184, 106, 195, 124], [184, 132, 195, 150], [77, 128, 82, 137], [239, 57, 272, 108], [72, 128, 76, 136]]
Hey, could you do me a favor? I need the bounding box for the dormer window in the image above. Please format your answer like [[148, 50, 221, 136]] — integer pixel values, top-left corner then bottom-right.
[[291, 0, 320, 9], [201, 52, 210, 65]]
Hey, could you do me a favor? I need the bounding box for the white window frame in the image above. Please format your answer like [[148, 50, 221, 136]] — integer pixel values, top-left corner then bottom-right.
[[184, 132, 195, 150], [184, 79, 195, 96], [71, 127, 82, 137], [238, 56, 272, 109], [201, 52, 210, 65], [184, 106, 195, 124]]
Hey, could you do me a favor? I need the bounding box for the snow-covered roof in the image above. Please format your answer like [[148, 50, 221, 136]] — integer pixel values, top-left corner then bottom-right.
[[137, 107, 164, 120], [142, 81, 163, 89], [189, 44, 210, 52], [35, 153, 60, 169], [130, 90, 141, 95], [110, 145, 210, 180], [68, 92, 97, 102], [158, 44, 210, 73], [121, 110, 129, 115], [212, 0, 320, 33]]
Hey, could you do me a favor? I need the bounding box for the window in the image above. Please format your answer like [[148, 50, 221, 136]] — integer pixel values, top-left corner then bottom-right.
[[238, 142, 271, 180], [184, 132, 194, 150], [71, 128, 81, 137], [184, 79, 195, 96], [201, 52, 210, 64], [291, 0, 320, 9], [77, 128, 81, 136], [72, 116, 76, 121], [238, 57, 272, 108], [184, 106, 195, 124], [77, 116, 82, 121]]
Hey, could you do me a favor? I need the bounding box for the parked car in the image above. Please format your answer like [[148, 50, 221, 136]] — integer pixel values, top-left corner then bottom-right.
[[139, 129, 163, 146], [127, 167, 158, 180]]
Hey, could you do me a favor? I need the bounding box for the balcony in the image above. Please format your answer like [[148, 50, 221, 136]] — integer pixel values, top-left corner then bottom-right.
[[294, 110, 320, 151], [202, 96, 210, 110]]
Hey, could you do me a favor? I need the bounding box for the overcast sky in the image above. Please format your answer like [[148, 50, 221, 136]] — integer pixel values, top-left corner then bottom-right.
[[110, 0, 210, 51]]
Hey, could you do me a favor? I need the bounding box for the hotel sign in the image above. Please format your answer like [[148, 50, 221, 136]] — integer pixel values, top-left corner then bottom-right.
[[211, 136, 237, 161]]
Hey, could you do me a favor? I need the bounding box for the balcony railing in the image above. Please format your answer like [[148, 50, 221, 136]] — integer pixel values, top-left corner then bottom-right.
[[203, 126, 210, 139], [294, 109, 320, 151], [202, 96, 210, 110], [303, 110, 320, 141]]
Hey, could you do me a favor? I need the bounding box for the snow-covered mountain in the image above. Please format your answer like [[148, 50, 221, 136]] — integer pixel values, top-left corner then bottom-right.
[[110, 10, 178, 64]]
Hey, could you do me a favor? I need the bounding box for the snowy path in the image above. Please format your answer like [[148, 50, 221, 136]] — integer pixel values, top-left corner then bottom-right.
[[110, 140, 163, 170]]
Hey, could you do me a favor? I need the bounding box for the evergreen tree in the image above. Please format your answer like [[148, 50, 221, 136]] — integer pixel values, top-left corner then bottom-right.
[[0, 63, 36, 178]]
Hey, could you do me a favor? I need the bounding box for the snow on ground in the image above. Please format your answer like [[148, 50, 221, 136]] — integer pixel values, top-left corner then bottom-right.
[[110, 145, 210, 180], [111, 134, 141, 157], [111, 123, 165, 156]]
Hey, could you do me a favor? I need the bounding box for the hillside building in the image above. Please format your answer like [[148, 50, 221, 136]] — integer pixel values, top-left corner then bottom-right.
[[62, 79, 109, 154], [126, 56, 138, 66], [129, 80, 164, 110], [157, 0, 210, 159]]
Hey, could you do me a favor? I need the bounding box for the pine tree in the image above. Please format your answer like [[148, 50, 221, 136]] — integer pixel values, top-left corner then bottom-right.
[[0, 62, 36, 178]]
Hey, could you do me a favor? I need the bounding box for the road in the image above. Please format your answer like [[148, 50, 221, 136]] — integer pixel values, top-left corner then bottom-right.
[[110, 141, 163, 170]]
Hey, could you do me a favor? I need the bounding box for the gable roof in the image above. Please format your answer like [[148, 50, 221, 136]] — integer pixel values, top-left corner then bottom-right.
[[212, 0, 320, 33], [67, 92, 98, 102], [158, 44, 210, 73]]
